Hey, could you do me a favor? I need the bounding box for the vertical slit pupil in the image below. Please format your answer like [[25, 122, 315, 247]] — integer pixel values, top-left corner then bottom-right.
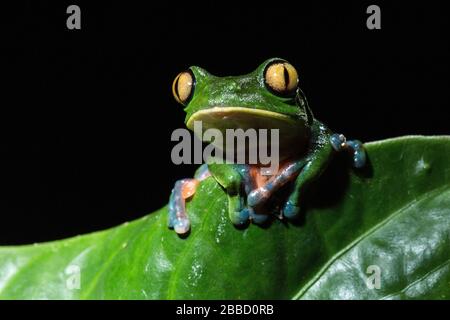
[[283, 65, 290, 91]]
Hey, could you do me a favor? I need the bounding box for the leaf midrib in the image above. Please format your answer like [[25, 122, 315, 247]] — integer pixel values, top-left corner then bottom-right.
[[380, 258, 450, 300]]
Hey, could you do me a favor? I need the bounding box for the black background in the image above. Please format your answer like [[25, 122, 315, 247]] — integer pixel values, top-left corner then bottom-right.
[[1, 1, 448, 244]]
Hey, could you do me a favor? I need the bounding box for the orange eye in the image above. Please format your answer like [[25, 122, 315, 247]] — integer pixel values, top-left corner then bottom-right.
[[172, 70, 195, 105], [264, 61, 298, 96]]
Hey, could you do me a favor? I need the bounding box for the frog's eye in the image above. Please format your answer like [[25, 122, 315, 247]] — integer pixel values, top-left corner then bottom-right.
[[172, 70, 195, 105], [264, 61, 299, 96]]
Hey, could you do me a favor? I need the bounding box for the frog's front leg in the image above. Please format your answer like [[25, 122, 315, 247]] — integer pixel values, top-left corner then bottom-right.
[[245, 123, 328, 211], [207, 163, 249, 226], [168, 164, 210, 234], [282, 131, 334, 218], [247, 121, 367, 220], [283, 128, 367, 218]]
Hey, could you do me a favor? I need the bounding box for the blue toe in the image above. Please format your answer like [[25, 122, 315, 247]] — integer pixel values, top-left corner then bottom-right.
[[232, 208, 250, 226], [330, 134, 345, 151], [347, 140, 362, 150], [346, 140, 366, 168], [353, 149, 366, 168], [249, 210, 269, 225], [173, 218, 190, 235], [283, 201, 300, 219]]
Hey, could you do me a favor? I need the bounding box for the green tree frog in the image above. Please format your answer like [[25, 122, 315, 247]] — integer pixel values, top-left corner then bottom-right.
[[169, 58, 366, 235]]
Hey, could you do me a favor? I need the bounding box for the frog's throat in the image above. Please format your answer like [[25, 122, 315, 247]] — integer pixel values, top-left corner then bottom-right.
[[186, 106, 309, 160], [186, 107, 299, 131]]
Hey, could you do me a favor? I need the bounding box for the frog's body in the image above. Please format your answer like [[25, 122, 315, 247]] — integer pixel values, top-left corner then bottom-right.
[[169, 58, 366, 235]]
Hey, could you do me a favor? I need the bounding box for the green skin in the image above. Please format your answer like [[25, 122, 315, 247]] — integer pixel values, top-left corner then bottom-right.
[[169, 58, 365, 235]]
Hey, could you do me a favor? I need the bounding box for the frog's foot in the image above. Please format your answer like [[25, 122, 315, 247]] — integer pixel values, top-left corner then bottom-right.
[[168, 164, 211, 235], [282, 200, 301, 219], [250, 210, 270, 225], [228, 203, 249, 226], [330, 133, 366, 168], [239, 207, 270, 225], [168, 179, 198, 234]]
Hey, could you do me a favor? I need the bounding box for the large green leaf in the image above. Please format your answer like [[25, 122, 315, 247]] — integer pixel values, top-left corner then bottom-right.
[[0, 136, 449, 299]]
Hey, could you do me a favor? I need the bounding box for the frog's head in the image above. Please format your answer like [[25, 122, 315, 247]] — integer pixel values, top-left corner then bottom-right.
[[172, 58, 312, 157]]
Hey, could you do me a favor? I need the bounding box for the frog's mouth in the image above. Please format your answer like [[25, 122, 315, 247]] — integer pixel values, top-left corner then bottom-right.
[[186, 106, 309, 158]]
